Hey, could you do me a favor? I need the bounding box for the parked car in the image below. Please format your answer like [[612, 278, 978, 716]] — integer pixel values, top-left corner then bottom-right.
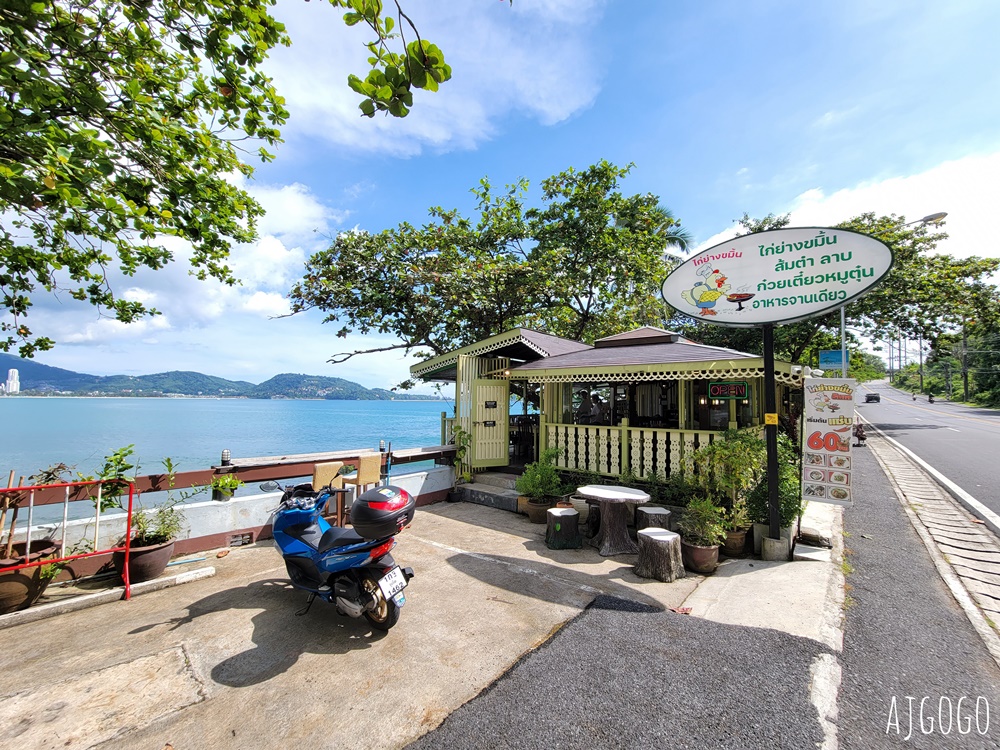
[[865, 393, 880, 403]]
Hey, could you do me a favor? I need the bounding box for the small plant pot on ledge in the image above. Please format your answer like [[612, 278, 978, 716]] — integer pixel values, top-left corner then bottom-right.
[[722, 528, 749, 558], [0, 539, 59, 614]]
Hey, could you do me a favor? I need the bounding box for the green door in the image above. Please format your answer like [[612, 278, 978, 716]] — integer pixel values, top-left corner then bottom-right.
[[472, 379, 510, 468]]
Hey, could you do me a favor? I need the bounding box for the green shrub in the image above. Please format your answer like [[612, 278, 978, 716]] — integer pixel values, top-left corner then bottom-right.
[[746, 435, 803, 527], [515, 448, 566, 500], [677, 495, 727, 547]]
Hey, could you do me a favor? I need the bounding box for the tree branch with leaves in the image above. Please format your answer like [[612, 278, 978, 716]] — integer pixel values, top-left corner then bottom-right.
[[0, 0, 450, 357]]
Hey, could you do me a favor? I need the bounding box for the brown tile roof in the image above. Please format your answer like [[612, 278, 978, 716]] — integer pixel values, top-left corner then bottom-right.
[[511, 339, 758, 371]]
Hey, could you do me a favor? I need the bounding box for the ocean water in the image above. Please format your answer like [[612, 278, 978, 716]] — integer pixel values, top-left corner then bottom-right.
[[0, 397, 454, 482]]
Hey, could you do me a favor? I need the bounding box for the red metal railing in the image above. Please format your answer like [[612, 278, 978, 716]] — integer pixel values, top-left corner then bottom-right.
[[0, 479, 137, 602]]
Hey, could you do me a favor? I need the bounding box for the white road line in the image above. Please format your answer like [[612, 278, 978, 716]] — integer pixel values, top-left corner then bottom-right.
[[947, 427, 960, 432]]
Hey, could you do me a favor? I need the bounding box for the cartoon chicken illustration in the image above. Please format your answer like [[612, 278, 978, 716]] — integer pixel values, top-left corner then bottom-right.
[[681, 266, 731, 316]]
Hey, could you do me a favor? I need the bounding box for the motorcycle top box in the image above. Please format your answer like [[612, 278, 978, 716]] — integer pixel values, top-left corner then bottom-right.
[[351, 485, 415, 539]]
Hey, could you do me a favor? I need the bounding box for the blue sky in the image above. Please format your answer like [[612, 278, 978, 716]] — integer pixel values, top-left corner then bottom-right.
[[26, 0, 1000, 391]]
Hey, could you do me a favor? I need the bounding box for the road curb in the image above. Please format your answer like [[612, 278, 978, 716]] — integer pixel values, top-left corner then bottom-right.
[[0, 566, 216, 632], [864, 419, 1000, 541]]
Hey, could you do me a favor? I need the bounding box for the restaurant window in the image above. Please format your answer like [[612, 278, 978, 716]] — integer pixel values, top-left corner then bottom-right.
[[568, 383, 613, 425], [692, 380, 730, 430], [634, 382, 679, 428]]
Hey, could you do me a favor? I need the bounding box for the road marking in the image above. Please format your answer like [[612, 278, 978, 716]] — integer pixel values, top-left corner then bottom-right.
[[947, 427, 960, 432]]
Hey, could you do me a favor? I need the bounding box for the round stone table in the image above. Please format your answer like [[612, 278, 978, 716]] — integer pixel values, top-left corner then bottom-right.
[[575, 485, 650, 556]]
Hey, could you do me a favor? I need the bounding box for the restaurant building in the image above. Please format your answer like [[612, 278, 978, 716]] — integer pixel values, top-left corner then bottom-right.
[[410, 326, 804, 480]]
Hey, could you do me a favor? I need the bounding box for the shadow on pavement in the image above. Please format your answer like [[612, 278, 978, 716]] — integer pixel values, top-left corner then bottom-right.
[[446, 552, 665, 611], [130, 578, 388, 688]]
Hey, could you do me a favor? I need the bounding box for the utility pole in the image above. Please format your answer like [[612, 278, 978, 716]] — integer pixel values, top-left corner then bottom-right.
[[918, 334, 924, 393], [962, 324, 970, 402]]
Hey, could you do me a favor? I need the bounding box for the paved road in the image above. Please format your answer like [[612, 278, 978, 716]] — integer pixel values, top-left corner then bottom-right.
[[838, 437, 1000, 749], [856, 381, 1000, 516], [410, 431, 1000, 750]]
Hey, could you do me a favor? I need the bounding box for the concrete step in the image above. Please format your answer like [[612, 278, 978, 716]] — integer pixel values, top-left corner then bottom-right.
[[473, 472, 520, 491], [793, 543, 832, 563], [460, 482, 520, 513]]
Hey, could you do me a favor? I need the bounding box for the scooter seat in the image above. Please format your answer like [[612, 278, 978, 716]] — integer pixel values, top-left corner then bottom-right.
[[318, 525, 367, 553]]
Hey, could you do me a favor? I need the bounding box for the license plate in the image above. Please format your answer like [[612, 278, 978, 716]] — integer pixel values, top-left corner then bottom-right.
[[377, 566, 407, 600]]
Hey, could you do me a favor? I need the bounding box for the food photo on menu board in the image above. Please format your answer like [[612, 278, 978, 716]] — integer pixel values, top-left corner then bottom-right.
[[800, 378, 857, 506]]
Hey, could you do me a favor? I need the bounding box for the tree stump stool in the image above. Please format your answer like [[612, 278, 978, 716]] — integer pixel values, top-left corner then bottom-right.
[[635, 528, 685, 582], [545, 508, 581, 550], [636, 506, 672, 531]]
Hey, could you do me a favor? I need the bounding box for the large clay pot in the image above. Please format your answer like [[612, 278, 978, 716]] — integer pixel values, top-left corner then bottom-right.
[[113, 540, 175, 584], [525, 499, 552, 524], [722, 528, 748, 557], [680, 539, 720, 574], [0, 539, 59, 614]]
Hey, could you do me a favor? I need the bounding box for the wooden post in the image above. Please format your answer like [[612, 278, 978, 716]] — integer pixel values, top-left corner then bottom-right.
[[620, 417, 630, 478]]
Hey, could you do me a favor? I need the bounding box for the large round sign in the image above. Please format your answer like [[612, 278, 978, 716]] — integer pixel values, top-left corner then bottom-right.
[[660, 227, 893, 327]]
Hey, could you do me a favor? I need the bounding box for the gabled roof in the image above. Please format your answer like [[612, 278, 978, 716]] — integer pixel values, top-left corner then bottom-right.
[[508, 326, 800, 385], [409, 328, 590, 381], [511, 338, 759, 371], [594, 326, 690, 348], [411, 326, 802, 385]]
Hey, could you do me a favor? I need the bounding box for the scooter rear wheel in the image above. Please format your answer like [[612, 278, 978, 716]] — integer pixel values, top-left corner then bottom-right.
[[361, 572, 400, 631]]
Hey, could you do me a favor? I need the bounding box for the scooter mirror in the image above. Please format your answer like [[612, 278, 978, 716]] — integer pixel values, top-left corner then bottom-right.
[[259, 481, 281, 492]]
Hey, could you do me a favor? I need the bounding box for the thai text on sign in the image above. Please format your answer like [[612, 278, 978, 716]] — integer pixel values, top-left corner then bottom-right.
[[801, 378, 857, 507]]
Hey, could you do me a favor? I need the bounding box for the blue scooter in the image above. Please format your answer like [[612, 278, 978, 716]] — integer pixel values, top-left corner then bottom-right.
[[261, 481, 416, 631]]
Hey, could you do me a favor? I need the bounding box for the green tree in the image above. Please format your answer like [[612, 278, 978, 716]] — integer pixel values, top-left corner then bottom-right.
[[289, 161, 680, 381], [290, 177, 535, 375], [0, 0, 451, 357], [525, 160, 678, 341]]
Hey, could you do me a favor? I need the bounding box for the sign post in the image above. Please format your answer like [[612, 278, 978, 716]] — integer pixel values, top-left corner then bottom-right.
[[661, 227, 893, 543]]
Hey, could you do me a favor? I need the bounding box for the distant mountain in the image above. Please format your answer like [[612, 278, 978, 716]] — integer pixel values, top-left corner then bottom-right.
[[247, 374, 405, 400], [0, 353, 445, 400]]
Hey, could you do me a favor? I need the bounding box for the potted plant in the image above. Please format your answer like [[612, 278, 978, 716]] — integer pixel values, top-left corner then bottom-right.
[[447, 426, 473, 502], [515, 447, 567, 523], [211, 472, 244, 501], [109, 457, 201, 583], [747, 434, 804, 555], [0, 464, 73, 613], [721, 498, 751, 557], [676, 495, 727, 573]]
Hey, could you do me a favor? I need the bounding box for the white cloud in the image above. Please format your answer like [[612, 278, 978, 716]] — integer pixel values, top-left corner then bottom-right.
[[243, 291, 291, 317], [265, 2, 605, 156], [813, 107, 860, 129], [694, 150, 1000, 265]]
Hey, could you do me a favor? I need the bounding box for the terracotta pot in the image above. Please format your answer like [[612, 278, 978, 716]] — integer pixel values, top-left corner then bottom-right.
[[525, 499, 552, 524], [680, 539, 720, 574], [0, 539, 59, 614], [113, 540, 175, 584], [722, 528, 748, 557]]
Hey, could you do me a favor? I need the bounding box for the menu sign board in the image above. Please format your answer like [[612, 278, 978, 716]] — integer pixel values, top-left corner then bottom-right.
[[801, 378, 857, 507]]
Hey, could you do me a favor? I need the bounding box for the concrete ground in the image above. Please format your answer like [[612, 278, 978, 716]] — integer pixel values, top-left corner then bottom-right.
[[0, 494, 842, 749]]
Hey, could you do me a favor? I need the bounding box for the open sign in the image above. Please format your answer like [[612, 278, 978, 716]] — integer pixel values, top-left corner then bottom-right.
[[709, 381, 748, 399]]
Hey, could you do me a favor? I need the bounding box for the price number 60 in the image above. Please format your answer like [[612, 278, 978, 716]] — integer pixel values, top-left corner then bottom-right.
[[807, 431, 845, 451]]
